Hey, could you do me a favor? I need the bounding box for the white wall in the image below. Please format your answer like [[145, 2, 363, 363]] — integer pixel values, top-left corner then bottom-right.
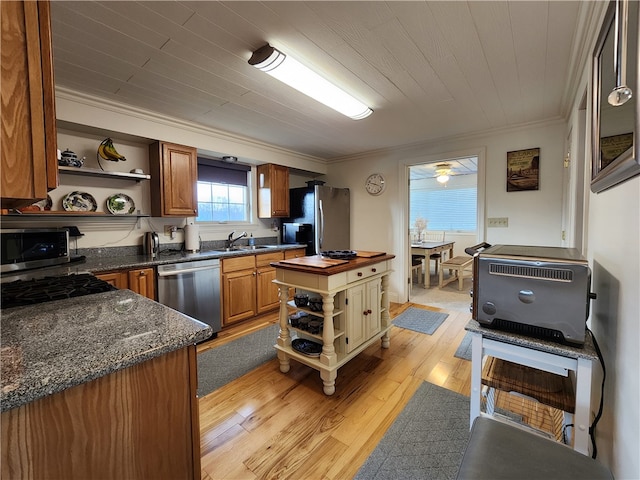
[[586, 177, 640, 478], [325, 119, 566, 302], [565, 2, 640, 475], [22, 91, 327, 249]]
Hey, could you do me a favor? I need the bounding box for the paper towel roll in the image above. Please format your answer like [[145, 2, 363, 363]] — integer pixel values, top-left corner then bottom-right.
[[184, 224, 200, 252]]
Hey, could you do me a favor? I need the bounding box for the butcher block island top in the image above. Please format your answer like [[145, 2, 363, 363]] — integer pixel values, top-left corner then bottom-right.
[[271, 252, 394, 395]]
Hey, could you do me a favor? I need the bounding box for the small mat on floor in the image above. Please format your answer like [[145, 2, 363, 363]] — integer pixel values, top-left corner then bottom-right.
[[197, 323, 279, 397], [392, 307, 448, 335], [354, 382, 470, 480], [454, 331, 472, 361]]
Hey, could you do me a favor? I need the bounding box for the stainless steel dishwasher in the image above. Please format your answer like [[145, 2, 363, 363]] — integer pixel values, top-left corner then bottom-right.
[[157, 259, 221, 339]]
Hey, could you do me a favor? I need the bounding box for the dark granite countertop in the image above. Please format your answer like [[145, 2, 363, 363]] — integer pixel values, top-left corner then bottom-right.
[[0, 244, 307, 281], [1, 289, 212, 412], [464, 319, 598, 361], [0, 244, 306, 412], [84, 244, 305, 273], [0, 244, 307, 412]]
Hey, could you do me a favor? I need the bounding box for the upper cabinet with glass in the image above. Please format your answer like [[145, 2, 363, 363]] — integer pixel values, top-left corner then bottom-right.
[[591, 0, 640, 193]]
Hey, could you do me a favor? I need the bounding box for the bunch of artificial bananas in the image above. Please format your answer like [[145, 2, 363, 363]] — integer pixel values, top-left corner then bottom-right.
[[97, 138, 126, 162]]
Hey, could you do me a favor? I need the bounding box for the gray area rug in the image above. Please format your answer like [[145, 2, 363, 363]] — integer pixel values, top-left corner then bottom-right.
[[197, 323, 279, 397], [355, 382, 470, 480], [454, 332, 472, 361], [393, 307, 449, 335]]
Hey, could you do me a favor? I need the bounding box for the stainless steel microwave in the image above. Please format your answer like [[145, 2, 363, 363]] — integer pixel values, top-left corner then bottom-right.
[[1, 228, 70, 273]]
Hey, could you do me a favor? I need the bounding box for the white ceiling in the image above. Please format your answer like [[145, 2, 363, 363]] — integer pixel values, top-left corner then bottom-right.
[[409, 157, 478, 180], [50, 1, 589, 161]]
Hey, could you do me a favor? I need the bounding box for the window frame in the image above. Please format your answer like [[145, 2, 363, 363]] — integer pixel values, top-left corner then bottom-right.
[[194, 159, 253, 227]]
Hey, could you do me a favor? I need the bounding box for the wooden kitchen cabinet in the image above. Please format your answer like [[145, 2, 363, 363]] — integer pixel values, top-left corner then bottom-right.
[[96, 267, 155, 300], [95, 271, 128, 290], [149, 141, 197, 217], [1, 346, 201, 480], [221, 250, 287, 326], [257, 163, 289, 218], [221, 255, 257, 326], [1, 1, 58, 210], [128, 268, 156, 300], [284, 248, 306, 260], [256, 251, 285, 315]]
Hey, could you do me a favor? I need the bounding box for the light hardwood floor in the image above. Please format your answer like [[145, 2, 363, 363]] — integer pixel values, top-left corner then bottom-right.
[[197, 302, 472, 480]]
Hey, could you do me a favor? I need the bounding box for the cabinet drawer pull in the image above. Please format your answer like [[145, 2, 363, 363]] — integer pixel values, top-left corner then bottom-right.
[[363, 310, 368, 316], [371, 268, 377, 273], [357, 272, 363, 277]]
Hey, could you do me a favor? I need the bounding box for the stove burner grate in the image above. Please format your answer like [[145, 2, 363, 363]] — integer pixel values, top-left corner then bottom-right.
[[1, 273, 116, 309]]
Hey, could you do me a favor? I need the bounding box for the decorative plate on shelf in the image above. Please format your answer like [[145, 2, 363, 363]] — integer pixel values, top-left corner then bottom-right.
[[292, 338, 322, 357], [106, 193, 135, 215], [62, 191, 97, 212]]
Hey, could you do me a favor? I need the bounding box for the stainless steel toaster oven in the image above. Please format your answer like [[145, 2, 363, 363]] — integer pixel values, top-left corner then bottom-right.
[[471, 244, 596, 346]]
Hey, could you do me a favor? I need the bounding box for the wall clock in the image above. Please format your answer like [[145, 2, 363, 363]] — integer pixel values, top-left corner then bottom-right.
[[365, 173, 386, 195]]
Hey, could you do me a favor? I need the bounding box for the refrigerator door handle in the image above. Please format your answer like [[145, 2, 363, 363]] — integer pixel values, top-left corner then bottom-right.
[[318, 199, 324, 251]]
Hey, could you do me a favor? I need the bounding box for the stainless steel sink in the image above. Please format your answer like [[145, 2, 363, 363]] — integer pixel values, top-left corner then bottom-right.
[[207, 245, 271, 253]]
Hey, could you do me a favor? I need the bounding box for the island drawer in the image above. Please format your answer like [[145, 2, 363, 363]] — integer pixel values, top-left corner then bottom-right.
[[346, 261, 387, 283]]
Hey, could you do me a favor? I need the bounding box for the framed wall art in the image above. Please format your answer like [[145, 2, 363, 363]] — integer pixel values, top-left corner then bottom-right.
[[507, 147, 540, 192]]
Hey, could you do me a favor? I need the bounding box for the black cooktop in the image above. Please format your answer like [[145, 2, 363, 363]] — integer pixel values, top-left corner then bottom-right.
[[1, 273, 116, 309]]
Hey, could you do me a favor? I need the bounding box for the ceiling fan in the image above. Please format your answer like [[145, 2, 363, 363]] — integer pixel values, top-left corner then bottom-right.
[[434, 163, 452, 184]]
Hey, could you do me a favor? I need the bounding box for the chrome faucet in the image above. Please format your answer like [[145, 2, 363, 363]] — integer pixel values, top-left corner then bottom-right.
[[226, 231, 247, 248]]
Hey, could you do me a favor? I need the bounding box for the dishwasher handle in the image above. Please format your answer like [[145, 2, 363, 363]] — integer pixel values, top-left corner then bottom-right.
[[157, 263, 219, 277]]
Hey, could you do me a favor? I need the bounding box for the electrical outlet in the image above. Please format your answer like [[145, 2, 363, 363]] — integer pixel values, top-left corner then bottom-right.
[[488, 217, 509, 228], [164, 225, 178, 238]]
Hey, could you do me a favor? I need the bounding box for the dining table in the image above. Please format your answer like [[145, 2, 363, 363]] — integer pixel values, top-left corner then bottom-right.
[[411, 240, 455, 287]]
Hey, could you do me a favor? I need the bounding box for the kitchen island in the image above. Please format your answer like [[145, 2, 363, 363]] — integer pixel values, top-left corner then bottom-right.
[[271, 253, 394, 395], [1, 288, 211, 480]]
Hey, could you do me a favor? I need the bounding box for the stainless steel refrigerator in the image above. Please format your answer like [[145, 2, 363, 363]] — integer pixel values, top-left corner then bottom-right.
[[282, 184, 350, 255]]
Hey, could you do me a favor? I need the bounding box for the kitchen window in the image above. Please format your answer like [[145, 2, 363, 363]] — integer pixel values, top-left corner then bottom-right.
[[196, 159, 251, 223]]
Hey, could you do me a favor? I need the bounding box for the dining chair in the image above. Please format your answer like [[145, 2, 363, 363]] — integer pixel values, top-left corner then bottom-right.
[[423, 231, 446, 274], [411, 256, 424, 286]]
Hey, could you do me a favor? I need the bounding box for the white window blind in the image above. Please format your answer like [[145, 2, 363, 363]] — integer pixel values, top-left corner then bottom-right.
[[410, 185, 477, 232], [196, 159, 250, 223]]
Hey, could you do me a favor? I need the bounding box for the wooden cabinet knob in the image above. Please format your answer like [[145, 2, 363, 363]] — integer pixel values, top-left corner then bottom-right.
[[357, 272, 363, 277], [363, 310, 368, 316], [371, 268, 377, 273]]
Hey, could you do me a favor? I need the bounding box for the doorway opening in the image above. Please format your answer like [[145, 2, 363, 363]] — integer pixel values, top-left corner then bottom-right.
[[408, 155, 480, 311]]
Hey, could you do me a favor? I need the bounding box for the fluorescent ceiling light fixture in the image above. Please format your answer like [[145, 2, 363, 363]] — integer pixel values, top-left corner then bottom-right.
[[249, 44, 373, 120]]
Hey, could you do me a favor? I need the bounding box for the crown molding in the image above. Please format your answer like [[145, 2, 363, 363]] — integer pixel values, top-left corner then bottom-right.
[[55, 87, 327, 169]]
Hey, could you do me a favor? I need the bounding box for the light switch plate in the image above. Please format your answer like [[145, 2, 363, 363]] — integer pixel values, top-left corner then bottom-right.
[[488, 217, 509, 227]]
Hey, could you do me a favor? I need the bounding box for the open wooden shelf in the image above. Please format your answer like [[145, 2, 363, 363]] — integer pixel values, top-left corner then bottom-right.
[[2, 211, 149, 218], [58, 165, 150, 181]]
